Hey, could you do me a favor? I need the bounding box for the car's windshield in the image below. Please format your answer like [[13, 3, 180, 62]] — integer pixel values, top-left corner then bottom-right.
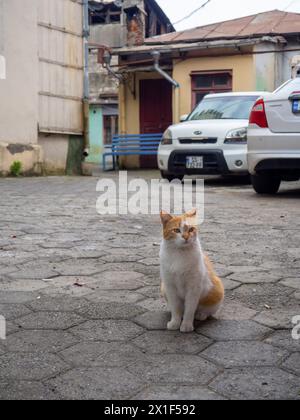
[[188, 96, 259, 121]]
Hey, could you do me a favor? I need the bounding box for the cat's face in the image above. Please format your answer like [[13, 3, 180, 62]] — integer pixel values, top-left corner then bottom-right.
[[160, 210, 198, 248]]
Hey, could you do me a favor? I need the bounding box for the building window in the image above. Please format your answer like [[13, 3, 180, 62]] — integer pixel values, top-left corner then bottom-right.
[[89, 4, 121, 25], [103, 115, 119, 145], [191, 71, 232, 108]]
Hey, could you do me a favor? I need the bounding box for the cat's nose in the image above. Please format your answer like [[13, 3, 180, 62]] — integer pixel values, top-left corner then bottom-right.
[[182, 234, 189, 241]]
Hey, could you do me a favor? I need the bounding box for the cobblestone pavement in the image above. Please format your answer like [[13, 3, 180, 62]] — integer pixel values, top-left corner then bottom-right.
[[0, 172, 299, 400]]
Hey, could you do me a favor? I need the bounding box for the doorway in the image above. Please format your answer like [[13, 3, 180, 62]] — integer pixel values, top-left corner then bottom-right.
[[139, 79, 173, 168]]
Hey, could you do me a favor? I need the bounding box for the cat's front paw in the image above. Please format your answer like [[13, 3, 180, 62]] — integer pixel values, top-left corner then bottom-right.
[[180, 322, 194, 333], [167, 320, 181, 331]]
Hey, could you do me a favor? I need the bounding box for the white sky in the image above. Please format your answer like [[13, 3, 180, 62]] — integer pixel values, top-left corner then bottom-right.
[[156, 0, 300, 31]]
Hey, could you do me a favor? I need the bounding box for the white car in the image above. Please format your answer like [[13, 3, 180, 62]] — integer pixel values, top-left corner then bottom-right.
[[158, 92, 268, 181], [248, 77, 300, 194]]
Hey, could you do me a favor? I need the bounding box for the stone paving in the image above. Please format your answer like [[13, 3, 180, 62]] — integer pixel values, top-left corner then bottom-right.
[[0, 172, 299, 400]]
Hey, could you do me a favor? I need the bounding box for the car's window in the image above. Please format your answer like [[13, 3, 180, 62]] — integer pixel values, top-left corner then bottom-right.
[[188, 96, 259, 121]]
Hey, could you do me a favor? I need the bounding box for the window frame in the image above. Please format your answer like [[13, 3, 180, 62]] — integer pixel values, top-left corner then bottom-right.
[[190, 70, 233, 109], [103, 115, 119, 145]]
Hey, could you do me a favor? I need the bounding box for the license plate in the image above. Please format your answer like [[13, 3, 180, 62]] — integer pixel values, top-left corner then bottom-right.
[[186, 156, 203, 169], [292, 100, 300, 113]]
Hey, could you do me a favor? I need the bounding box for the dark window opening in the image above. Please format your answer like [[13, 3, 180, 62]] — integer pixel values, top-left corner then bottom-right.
[[145, 6, 151, 38], [191, 71, 232, 108], [145, 7, 166, 38], [104, 115, 119, 145], [125, 6, 139, 20], [89, 5, 121, 25], [156, 21, 162, 35]]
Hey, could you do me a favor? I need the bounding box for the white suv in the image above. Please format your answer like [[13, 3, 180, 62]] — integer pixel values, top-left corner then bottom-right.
[[248, 78, 300, 194], [158, 92, 267, 181]]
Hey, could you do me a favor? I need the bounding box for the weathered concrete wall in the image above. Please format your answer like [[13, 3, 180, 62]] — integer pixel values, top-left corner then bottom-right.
[[89, 49, 119, 103], [38, 134, 69, 175], [90, 24, 127, 48], [254, 42, 300, 92], [0, 142, 43, 176], [0, 0, 39, 145], [0, 0, 85, 175], [253, 43, 277, 92], [280, 43, 300, 84]]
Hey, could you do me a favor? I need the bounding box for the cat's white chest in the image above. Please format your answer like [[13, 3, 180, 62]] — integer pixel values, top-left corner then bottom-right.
[[160, 240, 206, 299]]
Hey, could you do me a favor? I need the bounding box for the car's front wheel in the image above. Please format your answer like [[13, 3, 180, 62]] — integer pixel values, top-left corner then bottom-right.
[[160, 171, 184, 182], [251, 174, 281, 194]]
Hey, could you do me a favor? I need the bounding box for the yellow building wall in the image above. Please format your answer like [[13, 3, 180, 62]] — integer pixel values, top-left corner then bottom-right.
[[119, 54, 256, 168], [173, 55, 256, 121], [119, 71, 164, 168]]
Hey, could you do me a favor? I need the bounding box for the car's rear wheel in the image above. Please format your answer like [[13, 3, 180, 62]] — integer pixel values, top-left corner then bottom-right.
[[251, 174, 281, 194], [160, 171, 184, 182]]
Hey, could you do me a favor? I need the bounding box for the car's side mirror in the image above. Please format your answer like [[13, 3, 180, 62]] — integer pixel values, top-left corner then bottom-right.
[[180, 114, 188, 122]]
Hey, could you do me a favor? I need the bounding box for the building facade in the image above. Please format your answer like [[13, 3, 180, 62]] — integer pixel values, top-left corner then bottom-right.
[[113, 10, 300, 169], [85, 0, 174, 170], [0, 0, 86, 176]]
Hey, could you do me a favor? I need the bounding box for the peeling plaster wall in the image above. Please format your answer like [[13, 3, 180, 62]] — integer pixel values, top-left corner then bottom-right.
[[0, 0, 85, 175], [90, 24, 127, 48], [38, 134, 69, 175], [89, 49, 119, 102], [253, 43, 277, 92], [0, 142, 43, 176], [0, 0, 41, 175], [254, 42, 300, 92], [280, 43, 300, 83]]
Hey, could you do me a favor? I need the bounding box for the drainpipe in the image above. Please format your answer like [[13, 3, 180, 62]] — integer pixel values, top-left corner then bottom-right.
[[151, 51, 181, 123], [83, 0, 90, 158], [119, 83, 127, 134], [151, 51, 179, 88]]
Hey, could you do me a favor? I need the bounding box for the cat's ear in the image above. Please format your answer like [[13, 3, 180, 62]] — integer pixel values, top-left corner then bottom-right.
[[160, 211, 173, 225], [185, 208, 197, 218]]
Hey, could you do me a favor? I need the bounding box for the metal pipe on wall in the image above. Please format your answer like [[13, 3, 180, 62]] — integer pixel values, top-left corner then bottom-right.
[[151, 51, 180, 88], [103, 51, 124, 82], [151, 51, 181, 123], [83, 0, 90, 157], [173, 87, 181, 124], [119, 82, 127, 134]]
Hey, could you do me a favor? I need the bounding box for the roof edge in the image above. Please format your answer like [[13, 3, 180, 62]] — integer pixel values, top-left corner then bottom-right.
[[113, 36, 277, 56], [144, 9, 300, 45]]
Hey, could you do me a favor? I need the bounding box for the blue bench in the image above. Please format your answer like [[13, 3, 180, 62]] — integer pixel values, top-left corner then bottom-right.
[[102, 133, 163, 171]]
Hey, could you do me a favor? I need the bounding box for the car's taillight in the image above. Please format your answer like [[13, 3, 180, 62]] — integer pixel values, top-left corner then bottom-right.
[[249, 98, 269, 128]]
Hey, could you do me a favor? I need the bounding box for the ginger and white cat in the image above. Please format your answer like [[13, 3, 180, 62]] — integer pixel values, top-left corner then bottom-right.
[[160, 209, 224, 333]]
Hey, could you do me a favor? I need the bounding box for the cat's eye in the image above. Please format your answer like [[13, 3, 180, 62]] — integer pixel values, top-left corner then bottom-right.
[[189, 227, 195, 233], [174, 228, 181, 233]]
